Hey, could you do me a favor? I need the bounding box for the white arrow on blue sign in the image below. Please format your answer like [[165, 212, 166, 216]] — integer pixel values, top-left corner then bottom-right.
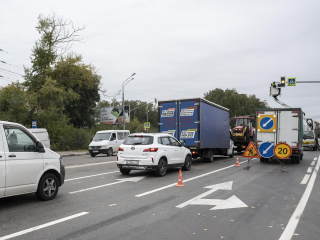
[[258, 142, 275, 158], [260, 117, 274, 130]]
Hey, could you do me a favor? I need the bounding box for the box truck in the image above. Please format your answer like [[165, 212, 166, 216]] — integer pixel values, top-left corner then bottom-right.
[[255, 108, 304, 164], [158, 98, 233, 162]]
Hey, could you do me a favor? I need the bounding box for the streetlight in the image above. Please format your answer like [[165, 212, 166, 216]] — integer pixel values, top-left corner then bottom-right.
[[122, 73, 136, 130], [107, 90, 121, 130]]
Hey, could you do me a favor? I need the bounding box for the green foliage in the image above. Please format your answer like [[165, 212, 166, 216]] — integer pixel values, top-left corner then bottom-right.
[[204, 88, 267, 125]]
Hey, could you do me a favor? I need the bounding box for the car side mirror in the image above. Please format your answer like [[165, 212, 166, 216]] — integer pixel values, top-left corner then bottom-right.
[[36, 141, 45, 153], [180, 140, 185, 146]]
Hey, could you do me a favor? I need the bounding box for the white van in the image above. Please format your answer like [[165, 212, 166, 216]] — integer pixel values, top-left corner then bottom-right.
[[0, 121, 65, 201], [89, 130, 130, 157], [28, 128, 51, 149]]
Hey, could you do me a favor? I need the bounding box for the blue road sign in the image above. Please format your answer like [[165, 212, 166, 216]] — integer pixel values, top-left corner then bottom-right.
[[259, 142, 275, 158], [32, 121, 37, 129], [259, 117, 274, 130]]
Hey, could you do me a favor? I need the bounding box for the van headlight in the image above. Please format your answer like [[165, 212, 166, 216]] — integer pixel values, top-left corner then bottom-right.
[[89, 146, 92, 149], [101, 146, 107, 149]]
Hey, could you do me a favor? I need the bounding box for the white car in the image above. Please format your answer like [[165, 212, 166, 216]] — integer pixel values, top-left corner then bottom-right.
[[117, 133, 192, 177]]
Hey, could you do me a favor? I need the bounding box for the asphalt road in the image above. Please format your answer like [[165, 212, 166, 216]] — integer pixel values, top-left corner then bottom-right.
[[0, 151, 320, 240]]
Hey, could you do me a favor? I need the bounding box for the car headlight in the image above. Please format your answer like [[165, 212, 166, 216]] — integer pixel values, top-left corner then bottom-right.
[[310, 141, 315, 144], [101, 146, 107, 149]]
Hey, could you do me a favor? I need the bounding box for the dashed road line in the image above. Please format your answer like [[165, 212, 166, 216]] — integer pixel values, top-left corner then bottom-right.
[[279, 155, 320, 240], [65, 171, 119, 182], [65, 161, 116, 169], [136, 159, 250, 197], [300, 174, 310, 184], [313, 157, 317, 160], [310, 161, 315, 166], [0, 212, 89, 240], [307, 167, 313, 173]]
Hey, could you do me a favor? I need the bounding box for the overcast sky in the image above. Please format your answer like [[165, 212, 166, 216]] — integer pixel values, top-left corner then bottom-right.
[[1, 0, 320, 119]]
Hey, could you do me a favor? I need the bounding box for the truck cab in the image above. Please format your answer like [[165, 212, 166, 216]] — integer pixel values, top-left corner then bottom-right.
[[303, 130, 317, 151]]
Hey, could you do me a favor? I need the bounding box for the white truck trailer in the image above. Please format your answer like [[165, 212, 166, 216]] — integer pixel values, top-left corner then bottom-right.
[[255, 108, 304, 164]]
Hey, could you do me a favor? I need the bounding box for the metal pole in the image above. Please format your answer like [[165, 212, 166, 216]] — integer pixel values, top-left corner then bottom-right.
[[122, 84, 125, 130], [146, 105, 149, 133], [113, 98, 115, 130]]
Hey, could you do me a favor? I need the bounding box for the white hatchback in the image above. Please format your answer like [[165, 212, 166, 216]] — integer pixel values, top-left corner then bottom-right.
[[117, 133, 192, 177]]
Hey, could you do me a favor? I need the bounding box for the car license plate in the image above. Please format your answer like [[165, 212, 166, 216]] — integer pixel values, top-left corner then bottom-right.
[[93, 150, 98, 153], [126, 160, 139, 165]]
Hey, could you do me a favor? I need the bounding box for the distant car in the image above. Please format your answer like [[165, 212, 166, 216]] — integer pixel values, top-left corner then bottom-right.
[[117, 133, 192, 177]]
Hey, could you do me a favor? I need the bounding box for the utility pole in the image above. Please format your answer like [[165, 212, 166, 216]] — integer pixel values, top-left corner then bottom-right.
[[146, 104, 149, 133], [122, 73, 136, 130]]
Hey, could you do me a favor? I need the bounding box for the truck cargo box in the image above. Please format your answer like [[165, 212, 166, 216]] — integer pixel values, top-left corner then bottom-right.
[[158, 98, 230, 149]]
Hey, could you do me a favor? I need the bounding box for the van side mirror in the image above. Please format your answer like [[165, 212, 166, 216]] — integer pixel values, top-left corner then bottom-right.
[[36, 141, 45, 153]]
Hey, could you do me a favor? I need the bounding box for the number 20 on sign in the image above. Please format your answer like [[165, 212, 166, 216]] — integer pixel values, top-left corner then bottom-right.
[[273, 143, 292, 159]]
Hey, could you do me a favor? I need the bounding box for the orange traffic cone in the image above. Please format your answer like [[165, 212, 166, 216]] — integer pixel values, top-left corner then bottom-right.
[[235, 156, 241, 167], [175, 169, 186, 187]]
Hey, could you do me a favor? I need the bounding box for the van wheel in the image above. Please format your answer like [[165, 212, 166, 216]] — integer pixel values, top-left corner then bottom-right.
[[90, 153, 96, 157], [36, 173, 59, 201], [107, 148, 113, 156], [155, 159, 167, 177], [120, 169, 131, 175], [182, 155, 192, 171]]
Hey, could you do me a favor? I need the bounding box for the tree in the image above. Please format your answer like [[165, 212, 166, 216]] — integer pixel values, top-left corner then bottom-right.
[[24, 12, 84, 92]]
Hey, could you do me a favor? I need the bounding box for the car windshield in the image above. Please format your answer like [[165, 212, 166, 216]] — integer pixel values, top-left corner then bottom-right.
[[236, 118, 248, 127], [123, 136, 154, 145], [93, 133, 111, 141], [304, 131, 314, 139]]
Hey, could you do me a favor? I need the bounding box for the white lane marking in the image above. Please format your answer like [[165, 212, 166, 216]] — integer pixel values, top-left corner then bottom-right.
[[279, 155, 320, 240], [300, 174, 310, 184], [310, 161, 315, 166], [0, 212, 89, 240], [65, 161, 116, 169], [69, 177, 146, 194], [313, 157, 317, 160], [136, 159, 249, 197], [307, 167, 313, 173], [65, 171, 119, 182]]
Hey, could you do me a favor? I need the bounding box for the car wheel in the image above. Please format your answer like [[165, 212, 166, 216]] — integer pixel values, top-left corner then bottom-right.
[[107, 148, 113, 156], [90, 153, 96, 157], [120, 169, 131, 175], [229, 149, 234, 158], [182, 155, 192, 171], [36, 173, 59, 201], [155, 159, 167, 177]]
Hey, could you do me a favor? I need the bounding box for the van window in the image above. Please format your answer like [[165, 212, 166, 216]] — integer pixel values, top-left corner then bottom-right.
[[117, 132, 124, 140], [4, 127, 36, 152], [111, 133, 117, 141], [93, 133, 111, 141]]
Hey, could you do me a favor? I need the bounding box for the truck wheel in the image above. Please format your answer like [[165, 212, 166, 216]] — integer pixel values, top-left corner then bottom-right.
[[295, 157, 300, 164], [107, 148, 113, 156], [182, 155, 192, 171], [36, 173, 59, 201], [155, 159, 167, 177], [260, 158, 265, 162], [120, 169, 131, 175], [264, 158, 269, 163], [207, 153, 214, 163]]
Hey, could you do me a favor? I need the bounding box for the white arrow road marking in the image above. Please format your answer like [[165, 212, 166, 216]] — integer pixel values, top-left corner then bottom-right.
[[69, 177, 146, 194], [176, 181, 248, 210], [263, 144, 273, 154], [263, 118, 272, 127]]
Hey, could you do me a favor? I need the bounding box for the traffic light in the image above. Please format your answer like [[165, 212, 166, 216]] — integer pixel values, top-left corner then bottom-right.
[[278, 77, 286, 87]]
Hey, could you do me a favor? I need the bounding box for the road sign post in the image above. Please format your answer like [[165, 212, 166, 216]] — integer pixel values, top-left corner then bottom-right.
[[273, 143, 292, 173], [242, 142, 261, 170]]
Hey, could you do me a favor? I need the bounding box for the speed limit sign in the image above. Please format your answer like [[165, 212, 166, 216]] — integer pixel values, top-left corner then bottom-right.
[[274, 143, 292, 159]]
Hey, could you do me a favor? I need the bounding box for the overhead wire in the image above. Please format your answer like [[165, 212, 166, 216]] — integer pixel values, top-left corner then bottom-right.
[[0, 48, 29, 60], [0, 67, 23, 76], [0, 33, 33, 46], [0, 60, 24, 69]]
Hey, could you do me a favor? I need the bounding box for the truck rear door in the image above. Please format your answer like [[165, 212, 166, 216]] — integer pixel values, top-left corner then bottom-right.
[[159, 101, 178, 139], [179, 100, 199, 147], [278, 110, 300, 149]]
